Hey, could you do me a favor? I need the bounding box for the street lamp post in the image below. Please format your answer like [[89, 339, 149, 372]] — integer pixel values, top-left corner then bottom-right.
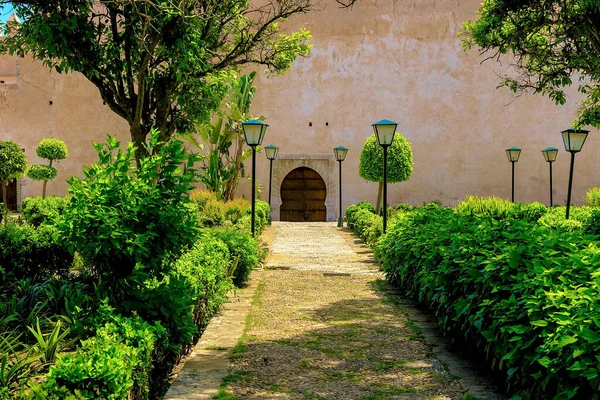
[[334, 146, 349, 227], [505, 147, 521, 203], [562, 128, 590, 219], [541, 147, 558, 207], [372, 119, 398, 234], [264, 145, 279, 211], [241, 119, 269, 237]]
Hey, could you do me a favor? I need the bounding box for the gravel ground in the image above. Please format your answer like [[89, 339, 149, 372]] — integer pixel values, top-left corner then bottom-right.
[[221, 222, 474, 400]]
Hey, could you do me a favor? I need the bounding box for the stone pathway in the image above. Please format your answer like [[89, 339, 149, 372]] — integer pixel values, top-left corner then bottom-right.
[[167, 222, 504, 400]]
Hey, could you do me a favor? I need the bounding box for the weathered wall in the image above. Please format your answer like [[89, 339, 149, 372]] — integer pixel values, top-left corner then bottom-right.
[[0, 51, 129, 202], [242, 0, 596, 216], [0, 0, 597, 214]]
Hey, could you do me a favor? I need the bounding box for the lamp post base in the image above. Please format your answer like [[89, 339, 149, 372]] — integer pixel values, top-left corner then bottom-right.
[[337, 216, 344, 227]]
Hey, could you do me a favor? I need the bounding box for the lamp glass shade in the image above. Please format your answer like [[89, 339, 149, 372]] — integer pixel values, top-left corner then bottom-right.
[[372, 119, 398, 146], [334, 146, 348, 162], [506, 147, 521, 162], [562, 128, 589, 153], [541, 147, 558, 162], [242, 119, 268, 146], [264, 144, 279, 160]]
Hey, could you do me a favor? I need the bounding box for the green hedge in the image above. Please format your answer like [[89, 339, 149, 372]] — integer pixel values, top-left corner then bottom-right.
[[375, 207, 600, 399], [28, 312, 157, 400], [0, 223, 73, 281], [21, 196, 68, 227], [208, 228, 259, 287]]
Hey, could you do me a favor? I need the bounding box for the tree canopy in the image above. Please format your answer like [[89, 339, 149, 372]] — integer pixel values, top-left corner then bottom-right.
[[0, 0, 314, 160], [461, 0, 600, 128], [0, 141, 27, 216], [359, 133, 413, 184]]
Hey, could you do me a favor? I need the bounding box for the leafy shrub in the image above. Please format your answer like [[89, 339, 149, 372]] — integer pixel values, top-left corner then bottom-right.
[[31, 312, 157, 400], [538, 206, 593, 231], [223, 198, 250, 225], [26, 165, 57, 181], [36, 139, 68, 161], [455, 195, 515, 219], [359, 134, 413, 184], [585, 187, 600, 207], [200, 199, 225, 227], [59, 132, 200, 284], [234, 199, 270, 235], [376, 208, 600, 399], [345, 201, 376, 229], [0, 223, 73, 281], [174, 234, 233, 321], [189, 188, 217, 210], [21, 196, 67, 227], [209, 228, 258, 287], [0, 141, 27, 216]]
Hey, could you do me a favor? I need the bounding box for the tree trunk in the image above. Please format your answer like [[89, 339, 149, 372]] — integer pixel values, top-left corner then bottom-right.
[[376, 181, 383, 215], [130, 123, 149, 166], [1, 182, 7, 225], [42, 159, 52, 199]]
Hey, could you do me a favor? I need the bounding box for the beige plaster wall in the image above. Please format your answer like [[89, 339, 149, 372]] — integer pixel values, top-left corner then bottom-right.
[[1, 0, 597, 216], [0, 51, 130, 202], [241, 0, 597, 218]]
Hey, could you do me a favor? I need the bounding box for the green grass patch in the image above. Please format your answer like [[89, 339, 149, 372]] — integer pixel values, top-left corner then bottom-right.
[[371, 359, 408, 372]]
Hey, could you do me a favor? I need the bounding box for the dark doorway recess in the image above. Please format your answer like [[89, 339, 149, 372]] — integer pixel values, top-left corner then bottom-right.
[[280, 167, 327, 222], [0, 180, 17, 211]]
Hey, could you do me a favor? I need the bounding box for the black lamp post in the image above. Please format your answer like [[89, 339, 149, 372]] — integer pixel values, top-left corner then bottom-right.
[[334, 146, 349, 227], [264, 144, 279, 211], [372, 119, 398, 234], [562, 128, 590, 219], [505, 147, 521, 202], [541, 147, 558, 207], [241, 119, 269, 236]]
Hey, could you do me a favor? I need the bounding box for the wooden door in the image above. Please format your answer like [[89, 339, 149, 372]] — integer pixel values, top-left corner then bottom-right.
[[0, 180, 17, 211], [280, 167, 327, 222]]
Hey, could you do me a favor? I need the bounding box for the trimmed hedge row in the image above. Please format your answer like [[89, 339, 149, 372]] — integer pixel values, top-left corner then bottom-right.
[[346, 197, 600, 399]]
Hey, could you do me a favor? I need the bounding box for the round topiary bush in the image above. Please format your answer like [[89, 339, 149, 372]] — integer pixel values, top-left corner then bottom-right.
[[358, 133, 413, 211], [27, 164, 57, 181], [36, 138, 68, 161], [0, 141, 28, 217]]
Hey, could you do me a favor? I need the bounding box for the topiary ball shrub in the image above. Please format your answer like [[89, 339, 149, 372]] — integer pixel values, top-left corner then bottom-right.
[[0, 141, 27, 215], [26, 164, 57, 181], [359, 134, 413, 184], [36, 138, 68, 161]]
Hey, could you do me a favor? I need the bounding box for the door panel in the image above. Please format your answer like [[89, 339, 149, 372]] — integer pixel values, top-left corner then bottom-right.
[[280, 167, 327, 222]]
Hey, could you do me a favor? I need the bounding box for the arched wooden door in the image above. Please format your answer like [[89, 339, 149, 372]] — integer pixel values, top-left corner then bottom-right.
[[280, 167, 327, 222]]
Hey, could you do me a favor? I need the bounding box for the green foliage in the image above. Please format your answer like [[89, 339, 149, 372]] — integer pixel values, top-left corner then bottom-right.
[[234, 200, 270, 235], [26, 165, 56, 182], [0, 223, 73, 282], [32, 313, 157, 400], [21, 197, 67, 227], [0, 2, 313, 158], [36, 139, 68, 161], [455, 195, 548, 222], [461, 0, 600, 128], [347, 208, 383, 246], [175, 234, 233, 320], [209, 228, 259, 287], [0, 333, 42, 397], [190, 188, 218, 210], [538, 206, 593, 231], [27, 318, 72, 365], [0, 141, 27, 183], [346, 202, 376, 228], [0, 141, 27, 215], [59, 131, 200, 283], [585, 187, 600, 207], [375, 208, 600, 399], [182, 73, 263, 201], [358, 134, 413, 183]]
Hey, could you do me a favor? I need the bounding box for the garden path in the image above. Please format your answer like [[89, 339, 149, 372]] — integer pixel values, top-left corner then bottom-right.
[[167, 222, 504, 400]]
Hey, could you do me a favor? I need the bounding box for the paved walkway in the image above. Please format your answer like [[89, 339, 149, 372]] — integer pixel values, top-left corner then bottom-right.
[[167, 222, 504, 400]]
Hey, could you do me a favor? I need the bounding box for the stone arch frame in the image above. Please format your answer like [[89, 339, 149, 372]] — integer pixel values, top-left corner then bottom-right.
[[271, 154, 338, 222]]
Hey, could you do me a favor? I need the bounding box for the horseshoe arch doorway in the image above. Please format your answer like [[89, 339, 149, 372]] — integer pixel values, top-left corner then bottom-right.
[[280, 167, 327, 222]]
